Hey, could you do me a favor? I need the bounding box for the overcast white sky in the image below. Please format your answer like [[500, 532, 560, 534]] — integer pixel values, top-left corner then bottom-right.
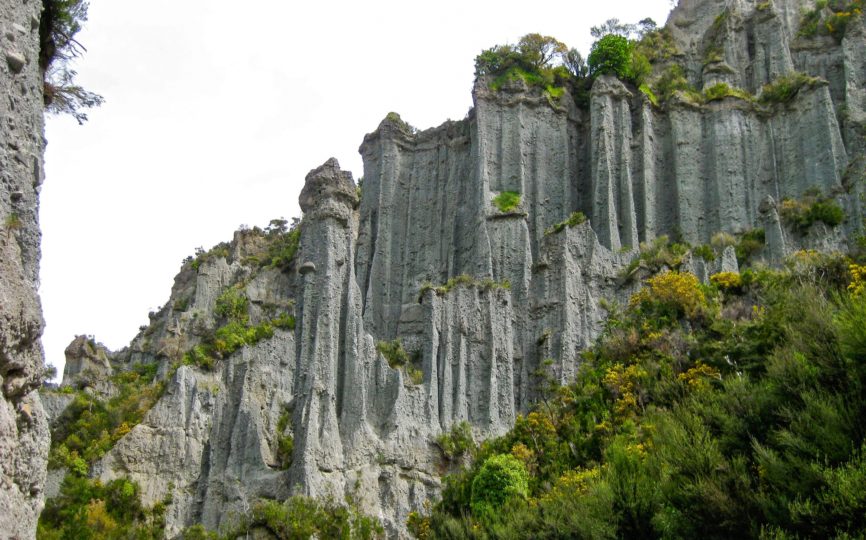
[[40, 0, 674, 376]]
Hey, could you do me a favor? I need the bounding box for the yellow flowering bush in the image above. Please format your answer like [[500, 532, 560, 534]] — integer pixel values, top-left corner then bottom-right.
[[850, 264, 866, 297], [710, 271, 743, 291], [630, 271, 707, 320], [678, 362, 722, 391], [603, 364, 648, 419]]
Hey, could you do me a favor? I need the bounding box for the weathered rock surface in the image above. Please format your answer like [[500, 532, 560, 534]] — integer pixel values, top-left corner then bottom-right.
[[0, 0, 49, 537], [48, 1, 865, 538]]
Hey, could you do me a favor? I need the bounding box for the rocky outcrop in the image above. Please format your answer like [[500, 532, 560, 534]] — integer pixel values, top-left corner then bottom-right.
[[0, 0, 49, 536], [46, 1, 865, 538]]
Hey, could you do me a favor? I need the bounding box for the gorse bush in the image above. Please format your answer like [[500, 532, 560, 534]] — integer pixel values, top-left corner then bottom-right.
[[630, 271, 708, 323]]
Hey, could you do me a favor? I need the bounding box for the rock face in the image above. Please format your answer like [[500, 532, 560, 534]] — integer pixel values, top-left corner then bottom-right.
[[49, 0, 865, 538], [0, 0, 49, 537]]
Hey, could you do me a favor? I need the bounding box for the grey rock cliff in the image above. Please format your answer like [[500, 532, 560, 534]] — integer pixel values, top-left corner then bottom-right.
[[47, 1, 865, 538], [0, 0, 49, 537]]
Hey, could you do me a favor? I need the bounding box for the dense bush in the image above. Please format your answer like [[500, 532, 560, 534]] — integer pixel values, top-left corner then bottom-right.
[[48, 363, 163, 471], [38, 475, 167, 539], [799, 0, 864, 39], [218, 497, 383, 540], [470, 454, 530, 519], [436, 421, 476, 460], [415, 252, 866, 538], [780, 191, 845, 231]]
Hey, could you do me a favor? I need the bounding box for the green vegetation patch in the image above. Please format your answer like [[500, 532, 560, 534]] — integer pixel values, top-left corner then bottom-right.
[[621, 235, 691, 281], [759, 72, 824, 104], [38, 475, 169, 539], [780, 190, 846, 231], [545, 211, 588, 235], [436, 421, 476, 461], [48, 363, 163, 471], [470, 454, 530, 520], [414, 250, 866, 538], [736, 227, 766, 264], [419, 274, 511, 300], [182, 286, 295, 371], [799, 0, 864, 40], [376, 339, 423, 385], [210, 497, 384, 540], [703, 82, 753, 102], [492, 191, 521, 213]]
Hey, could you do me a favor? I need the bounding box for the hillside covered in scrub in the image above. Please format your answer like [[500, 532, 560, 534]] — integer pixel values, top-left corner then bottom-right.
[[31, 0, 866, 538]]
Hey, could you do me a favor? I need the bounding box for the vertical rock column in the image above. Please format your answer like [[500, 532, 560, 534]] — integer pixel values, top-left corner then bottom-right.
[[590, 76, 639, 251], [0, 0, 50, 536], [291, 159, 360, 496]]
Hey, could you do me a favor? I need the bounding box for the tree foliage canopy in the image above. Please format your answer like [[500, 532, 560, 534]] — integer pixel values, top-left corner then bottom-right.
[[40, 0, 103, 123]]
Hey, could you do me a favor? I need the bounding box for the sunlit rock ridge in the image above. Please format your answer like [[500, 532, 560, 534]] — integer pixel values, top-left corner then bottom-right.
[[47, 0, 864, 537]]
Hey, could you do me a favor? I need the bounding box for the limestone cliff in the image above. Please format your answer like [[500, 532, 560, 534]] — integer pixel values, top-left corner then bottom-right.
[[46, 0, 865, 538], [0, 0, 50, 537]]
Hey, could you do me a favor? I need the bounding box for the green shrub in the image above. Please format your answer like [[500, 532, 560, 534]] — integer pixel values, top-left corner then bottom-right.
[[492, 191, 521, 213], [703, 82, 753, 102], [621, 235, 691, 280], [736, 228, 766, 264], [639, 83, 659, 106], [436, 421, 476, 460], [693, 244, 716, 262], [3, 212, 22, 232], [272, 312, 296, 330], [48, 367, 165, 471], [545, 211, 588, 235], [471, 454, 530, 519], [221, 497, 383, 540], [780, 192, 845, 231], [215, 286, 249, 323], [428, 254, 866, 538], [419, 274, 511, 300], [376, 339, 410, 368], [38, 472, 168, 538], [759, 72, 823, 104], [799, 0, 863, 39], [264, 221, 301, 271], [276, 435, 294, 470]]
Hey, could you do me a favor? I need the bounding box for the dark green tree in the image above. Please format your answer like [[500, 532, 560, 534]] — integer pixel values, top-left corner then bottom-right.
[[588, 34, 633, 78], [40, 0, 103, 123]]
